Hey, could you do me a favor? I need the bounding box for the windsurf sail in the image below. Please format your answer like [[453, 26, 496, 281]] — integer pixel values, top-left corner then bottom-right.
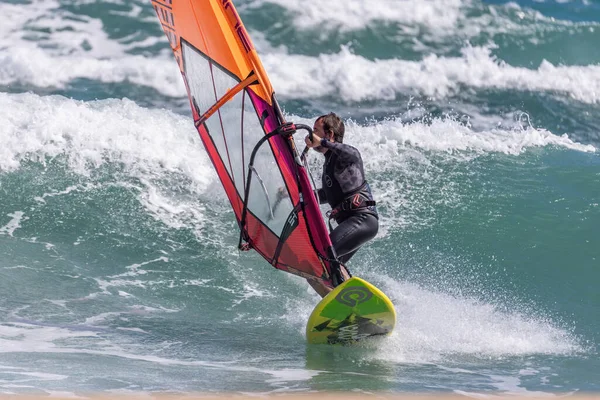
[[151, 0, 343, 287]]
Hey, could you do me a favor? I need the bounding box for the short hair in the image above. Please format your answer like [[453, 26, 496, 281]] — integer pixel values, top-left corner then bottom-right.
[[316, 112, 344, 143]]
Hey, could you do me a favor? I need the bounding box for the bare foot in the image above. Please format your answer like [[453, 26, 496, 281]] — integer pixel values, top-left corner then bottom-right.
[[307, 278, 332, 298], [306, 266, 351, 298]]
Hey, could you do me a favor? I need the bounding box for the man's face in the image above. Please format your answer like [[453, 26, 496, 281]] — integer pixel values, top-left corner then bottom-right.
[[312, 119, 330, 154], [313, 119, 332, 140]]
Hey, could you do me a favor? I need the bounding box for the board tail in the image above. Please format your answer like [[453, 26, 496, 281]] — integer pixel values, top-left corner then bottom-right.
[[306, 277, 396, 345]]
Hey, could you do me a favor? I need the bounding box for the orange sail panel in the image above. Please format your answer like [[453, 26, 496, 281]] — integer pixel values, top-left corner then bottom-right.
[[151, 0, 338, 287]]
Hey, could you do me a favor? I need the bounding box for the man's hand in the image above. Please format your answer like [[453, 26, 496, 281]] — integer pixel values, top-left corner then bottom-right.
[[304, 133, 322, 148]]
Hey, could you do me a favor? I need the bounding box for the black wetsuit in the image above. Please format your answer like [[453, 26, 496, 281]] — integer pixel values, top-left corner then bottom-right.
[[316, 139, 378, 264]]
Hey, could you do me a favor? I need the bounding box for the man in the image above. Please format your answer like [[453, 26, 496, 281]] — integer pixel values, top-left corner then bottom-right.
[[304, 113, 379, 297]]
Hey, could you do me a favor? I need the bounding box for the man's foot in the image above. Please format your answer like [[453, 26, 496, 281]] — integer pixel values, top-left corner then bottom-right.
[[307, 265, 351, 298], [307, 278, 332, 298]]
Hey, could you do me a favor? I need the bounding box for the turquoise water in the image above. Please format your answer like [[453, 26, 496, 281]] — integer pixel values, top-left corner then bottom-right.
[[0, 0, 599, 395]]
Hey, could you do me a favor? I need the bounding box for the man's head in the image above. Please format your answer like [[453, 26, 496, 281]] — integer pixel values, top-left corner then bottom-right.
[[314, 113, 344, 143]]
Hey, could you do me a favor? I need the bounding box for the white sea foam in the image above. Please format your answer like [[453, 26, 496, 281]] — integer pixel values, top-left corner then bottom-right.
[[0, 0, 185, 96], [232, 282, 274, 306], [0, 321, 325, 388], [1, 92, 593, 238], [361, 278, 582, 362], [342, 115, 596, 159], [34, 184, 98, 204], [0, 92, 211, 179], [0, 46, 185, 97], [0, 212, 27, 237], [0, 322, 99, 353], [291, 112, 594, 233], [0, 0, 165, 58], [281, 271, 581, 363], [243, 0, 596, 57], [245, 0, 469, 30], [263, 46, 600, 104], [0, 0, 121, 58], [11, 41, 598, 106], [0, 92, 219, 242], [1, 0, 599, 106]]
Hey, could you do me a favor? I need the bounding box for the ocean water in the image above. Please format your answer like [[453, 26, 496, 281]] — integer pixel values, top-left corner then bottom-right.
[[1, 0, 599, 395]]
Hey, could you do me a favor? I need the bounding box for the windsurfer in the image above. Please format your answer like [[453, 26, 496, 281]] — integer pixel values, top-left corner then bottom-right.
[[304, 113, 379, 297]]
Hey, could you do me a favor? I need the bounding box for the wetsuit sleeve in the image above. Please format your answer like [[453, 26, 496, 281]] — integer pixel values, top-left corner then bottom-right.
[[316, 188, 328, 204], [320, 139, 361, 164]]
